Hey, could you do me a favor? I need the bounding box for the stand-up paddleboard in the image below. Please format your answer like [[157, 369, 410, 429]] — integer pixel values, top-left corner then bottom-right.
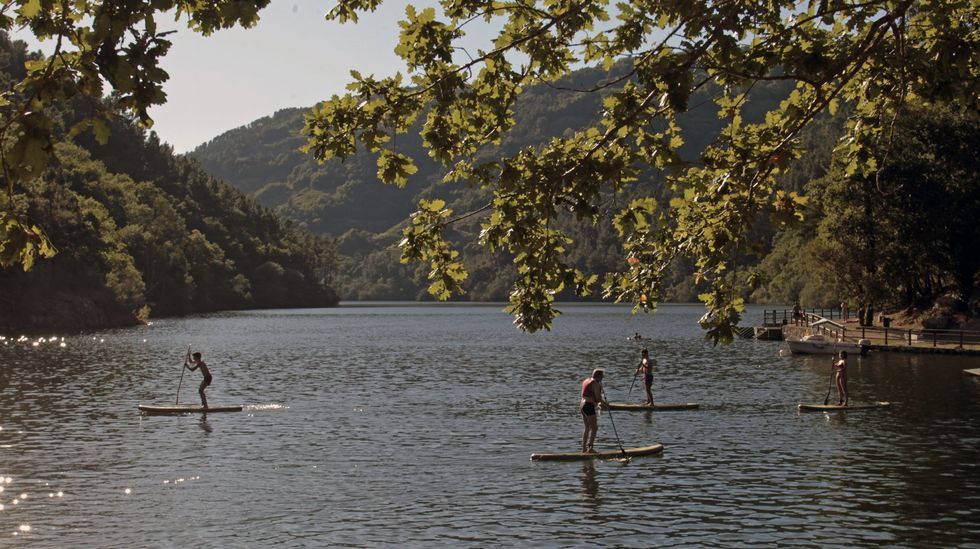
[[530, 443, 663, 461], [798, 402, 890, 412], [138, 404, 243, 415], [607, 402, 699, 411], [964, 368, 980, 377]]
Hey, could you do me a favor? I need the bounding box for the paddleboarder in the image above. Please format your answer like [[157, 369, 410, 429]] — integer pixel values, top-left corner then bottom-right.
[[635, 348, 655, 405], [581, 368, 610, 453], [833, 351, 848, 406], [185, 352, 212, 409]]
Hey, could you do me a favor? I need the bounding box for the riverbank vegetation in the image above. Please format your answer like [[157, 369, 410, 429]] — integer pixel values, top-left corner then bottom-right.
[[753, 105, 980, 329]]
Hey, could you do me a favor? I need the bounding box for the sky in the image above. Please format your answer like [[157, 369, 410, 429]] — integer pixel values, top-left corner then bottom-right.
[[148, 2, 409, 152], [17, 2, 434, 153]]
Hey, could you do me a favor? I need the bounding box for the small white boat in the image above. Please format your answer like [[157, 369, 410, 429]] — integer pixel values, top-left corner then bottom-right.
[[785, 334, 869, 355]]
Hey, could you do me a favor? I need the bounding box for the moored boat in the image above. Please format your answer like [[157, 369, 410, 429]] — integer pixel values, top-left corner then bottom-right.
[[785, 333, 870, 355]]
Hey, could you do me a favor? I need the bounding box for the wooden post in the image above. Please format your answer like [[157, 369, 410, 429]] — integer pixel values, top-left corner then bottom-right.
[[908, 330, 912, 346], [933, 330, 937, 347], [960, 331, 964, 349], [884, 328, 889, 345]]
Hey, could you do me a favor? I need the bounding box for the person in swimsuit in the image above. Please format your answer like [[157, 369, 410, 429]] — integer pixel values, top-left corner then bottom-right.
[[185, 352, 212, 409], [636, 348, 654, 405], [581, 368, 610, 453], [833, 350, 848, 406]]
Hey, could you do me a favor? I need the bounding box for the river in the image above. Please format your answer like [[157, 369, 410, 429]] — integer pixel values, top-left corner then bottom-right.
[[1, 303, 979, 546]]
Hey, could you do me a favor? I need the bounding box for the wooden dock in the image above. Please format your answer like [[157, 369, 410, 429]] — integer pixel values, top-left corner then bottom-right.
[[751, 309, 980, 356]]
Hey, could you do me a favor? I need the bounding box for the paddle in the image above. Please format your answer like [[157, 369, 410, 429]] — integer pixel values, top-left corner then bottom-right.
[[823, 353, 837, 405], [627, 349, 646, 398], [175, 345, 191, 405], [627, 364, 640, 398], [601, 387, 631, 462]]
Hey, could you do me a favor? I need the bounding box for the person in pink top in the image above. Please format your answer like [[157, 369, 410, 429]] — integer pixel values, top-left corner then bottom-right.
[[833, 351, 849, 406]]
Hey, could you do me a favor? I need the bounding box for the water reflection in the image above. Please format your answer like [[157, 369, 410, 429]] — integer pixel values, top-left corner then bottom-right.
[[581, 462, 599, 502], [199, 416, 212, 434]]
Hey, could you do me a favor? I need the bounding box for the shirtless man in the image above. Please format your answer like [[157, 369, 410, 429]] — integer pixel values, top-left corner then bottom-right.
[[581, 369, 610, 453], [636, 348, 655, 405], [185, 352, 212, 409]]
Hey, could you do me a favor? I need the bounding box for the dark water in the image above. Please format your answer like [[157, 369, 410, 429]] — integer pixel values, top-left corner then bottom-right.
[[1, 303, 979, 547]]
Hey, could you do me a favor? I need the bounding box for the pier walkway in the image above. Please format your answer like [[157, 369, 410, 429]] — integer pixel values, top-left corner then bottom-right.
[[754, 308, 980, 356]]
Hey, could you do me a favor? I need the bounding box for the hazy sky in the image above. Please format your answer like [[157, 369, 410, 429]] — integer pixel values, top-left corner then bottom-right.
[[148, 2, 409, 152]]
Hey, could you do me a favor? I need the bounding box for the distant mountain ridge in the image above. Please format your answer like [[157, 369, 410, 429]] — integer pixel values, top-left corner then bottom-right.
[[190, 65, 793, 301]]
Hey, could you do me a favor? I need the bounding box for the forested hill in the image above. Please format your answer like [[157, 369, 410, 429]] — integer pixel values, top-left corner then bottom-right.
[[191, 64, 793, 301], [188, 55, 980, 326], [0, 34, 339, 333]]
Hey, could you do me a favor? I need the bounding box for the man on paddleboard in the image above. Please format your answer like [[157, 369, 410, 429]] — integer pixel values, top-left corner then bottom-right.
[[185, 352, 212, 409], [636, 348, 655, 405], [581, 369, 610, 453]]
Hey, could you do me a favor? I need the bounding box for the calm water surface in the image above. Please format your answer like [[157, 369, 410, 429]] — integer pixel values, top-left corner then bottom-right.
[[1, 303, 979, 547]]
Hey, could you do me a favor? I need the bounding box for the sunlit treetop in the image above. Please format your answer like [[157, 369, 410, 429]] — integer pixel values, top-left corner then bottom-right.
[[305, 0, 978, 341]]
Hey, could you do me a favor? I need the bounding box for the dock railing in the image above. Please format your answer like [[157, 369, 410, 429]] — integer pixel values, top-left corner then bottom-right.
[[762, 309, 980, 351]]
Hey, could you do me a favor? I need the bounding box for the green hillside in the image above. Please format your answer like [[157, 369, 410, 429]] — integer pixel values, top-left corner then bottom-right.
[[0, 33, 339, 333], [192, 64, 794, 301], [189, 58, 978, 325]]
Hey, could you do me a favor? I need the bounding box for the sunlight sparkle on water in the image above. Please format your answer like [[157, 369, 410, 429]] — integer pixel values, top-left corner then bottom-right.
[[245, 403, 287, 411], [124, 488, 131, 495], [18, 524, 30, 532]]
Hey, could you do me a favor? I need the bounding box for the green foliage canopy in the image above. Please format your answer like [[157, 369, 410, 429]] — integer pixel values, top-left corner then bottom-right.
[[0, 0, 270, 270], [306, 0, 979, 341]]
